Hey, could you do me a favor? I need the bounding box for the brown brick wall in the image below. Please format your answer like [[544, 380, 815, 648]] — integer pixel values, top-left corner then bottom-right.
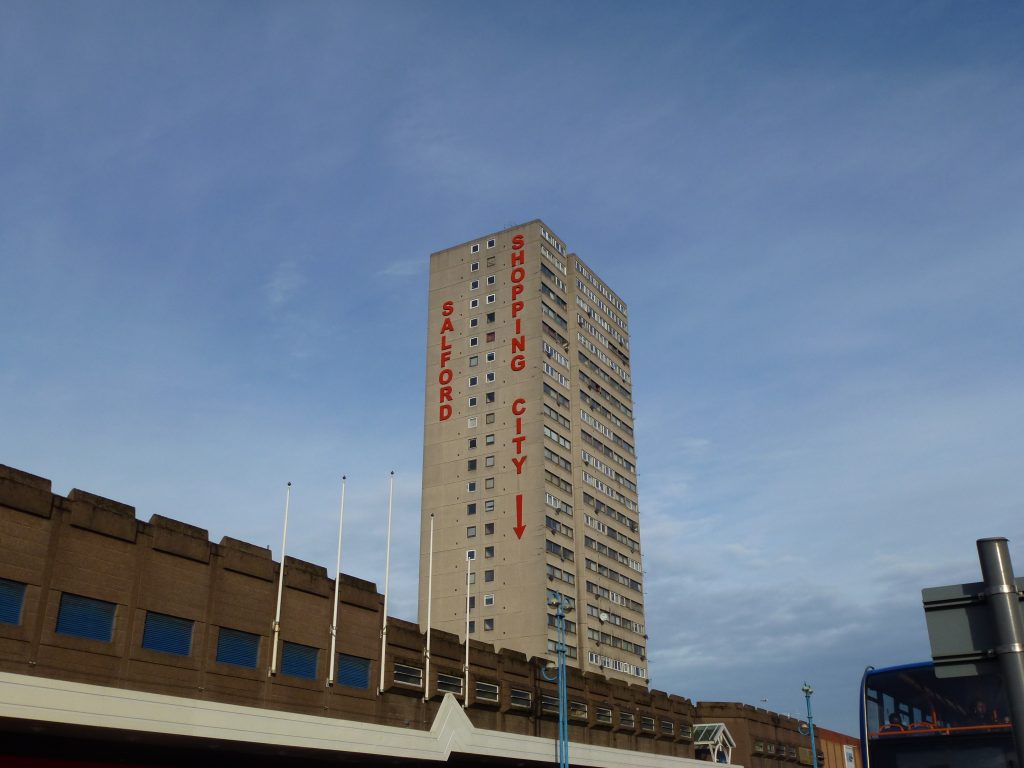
[[0, 464, 696, 758]]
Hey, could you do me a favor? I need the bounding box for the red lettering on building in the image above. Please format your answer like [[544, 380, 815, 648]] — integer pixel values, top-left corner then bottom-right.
[[509, 237, 529, 538], [437, 297, 455, 421]]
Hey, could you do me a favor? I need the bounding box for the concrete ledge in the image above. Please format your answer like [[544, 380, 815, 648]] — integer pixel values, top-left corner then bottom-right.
[[0, 464, 53, 518], [0, 671, 732, 767]]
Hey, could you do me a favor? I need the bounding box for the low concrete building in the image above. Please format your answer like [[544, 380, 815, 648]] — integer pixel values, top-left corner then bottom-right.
[[695, 702, 824, 767], [0, 463, 718, 766]]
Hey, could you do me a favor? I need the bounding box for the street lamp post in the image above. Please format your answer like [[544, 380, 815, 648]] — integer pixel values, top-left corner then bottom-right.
[[540, 592, 573, 768], [802, 682, 818, 768]]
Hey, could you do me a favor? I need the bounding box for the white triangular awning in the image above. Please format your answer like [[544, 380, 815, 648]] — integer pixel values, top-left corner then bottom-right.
[[692, 722, 736, 763]]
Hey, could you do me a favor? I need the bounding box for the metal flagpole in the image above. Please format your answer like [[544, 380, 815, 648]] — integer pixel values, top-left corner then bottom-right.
[[464, 549, 473, 707], [327, 476, 346, 686], [377, 472, 395, 694], [424, 513, 434, 701], [557, 599, 569, 768], [269, 482, 291, 677]]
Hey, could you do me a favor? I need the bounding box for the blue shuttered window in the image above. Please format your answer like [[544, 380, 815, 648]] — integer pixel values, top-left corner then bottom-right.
[[281, 641, 318, 679], [142, 612, 193, 656], [336, 653, 370, 689], [0, 578, 27, 625], [216, 627, 260, 668], [56, 593, 116, 641]]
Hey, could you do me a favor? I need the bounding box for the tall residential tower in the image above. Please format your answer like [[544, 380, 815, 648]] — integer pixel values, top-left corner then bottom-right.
[[419, 220, 647, 684]]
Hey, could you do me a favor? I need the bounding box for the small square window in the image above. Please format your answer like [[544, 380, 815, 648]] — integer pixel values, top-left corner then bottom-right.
[[143, 612, 193, 656], [484, 618, 494, 630], [484, 546, 494, 558], [56, 593, 116, 642], [469, 573, 476, 584], [485, 391, 495, 403], [485, 413, 495, 424], [467, 549, 476, 559], [0, 578, 27, 626], [484, 500, 495, 512], [469, 337, 479, 347], [487, 239, 496, 248], [486, 372, 495, 383], [469, 396, 477, 407], [484, 523, 494, 534], [470, 317, 479, 328], [485, 477, 495, 490], [336, 653, 371, 689], [486, 312, 495, 323], [467, 417, 478, 428], [467, 526, 477, 538], [469, 376, 478, 387], [468, 438, 477, 449], [485, 455, 495, 467], [486, 352, 495, 362], [486, 294, 496, 304], [467, 459, 477, 471], [471, 280, 479, 290], [487, 275, 496, 285], [467, 481, 477, 492], [485, 434, 495, 445], [486, 332, 496, 343], [467, 503, 477, 515], [469, 355, 479, 367], [468, 596, 476, 609], [470, 299, 479, 309], [468, 620, 476, 633], [471, 245, 480, 255], [484, 570, 494, 583], [216, 627, 260, 668], [484, 593, 494, 606], [281, 641, 318, 680]]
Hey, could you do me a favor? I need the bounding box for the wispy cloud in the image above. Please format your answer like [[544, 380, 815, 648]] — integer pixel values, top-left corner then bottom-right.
[[265, 260, 305, 308], [377, 258, 427, 278]]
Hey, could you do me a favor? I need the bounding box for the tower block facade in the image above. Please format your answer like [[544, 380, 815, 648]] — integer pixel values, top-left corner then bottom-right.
[[419, 220, 647, 684]]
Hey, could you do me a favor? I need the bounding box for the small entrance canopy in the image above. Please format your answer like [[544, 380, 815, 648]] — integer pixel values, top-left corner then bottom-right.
[[692, 722, 736, 764]]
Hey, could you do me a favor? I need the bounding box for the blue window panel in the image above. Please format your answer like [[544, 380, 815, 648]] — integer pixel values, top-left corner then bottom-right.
[[216, 627, 260, 668], [336, 653, 370, 689], [281, 641, 318, 679], [142, 612, 193, 656], [55, 593, 116, 642], [0, 578, 26, 625]]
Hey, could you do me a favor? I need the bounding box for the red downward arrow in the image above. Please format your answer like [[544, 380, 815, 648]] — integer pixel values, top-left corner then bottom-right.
[[514, 495, 526, 539]]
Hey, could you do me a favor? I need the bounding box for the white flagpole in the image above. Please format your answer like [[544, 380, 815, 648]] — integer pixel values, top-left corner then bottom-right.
[[327, 475, 347, 686], [424, 513, 434, 701], [269, 481, 291, 677], [464, 549, 472, 707], [377, 471, 395, 694]]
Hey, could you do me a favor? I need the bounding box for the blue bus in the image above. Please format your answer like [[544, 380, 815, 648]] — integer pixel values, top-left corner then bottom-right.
[[860, 662, 1015, 767]]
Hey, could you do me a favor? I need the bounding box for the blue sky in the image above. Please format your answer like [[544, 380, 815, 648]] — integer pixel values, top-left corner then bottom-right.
[[2, 1, 1023, 734]]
